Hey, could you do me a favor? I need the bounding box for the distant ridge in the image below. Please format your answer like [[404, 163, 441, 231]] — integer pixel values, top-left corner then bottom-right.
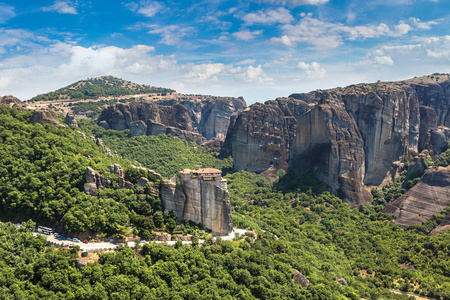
[[30, 75, 175, 101]]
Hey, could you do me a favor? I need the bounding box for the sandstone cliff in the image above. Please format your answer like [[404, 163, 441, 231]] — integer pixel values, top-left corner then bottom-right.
[[97, 97, 246, 144], [161, 168, 233, 235], [382, 166, 450, 227], [222, 75, 450, 206]]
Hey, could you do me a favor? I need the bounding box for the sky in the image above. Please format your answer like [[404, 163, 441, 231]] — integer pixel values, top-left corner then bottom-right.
[[0, 0, 449, 104]]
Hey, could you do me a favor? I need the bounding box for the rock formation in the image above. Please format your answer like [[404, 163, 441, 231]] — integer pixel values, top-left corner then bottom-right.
[[29, 110, 64, 128], [161, 167, 233, 235], [97, 97, 246, 144], [64, 113, 79, 128], [222, 75, 450, 206], [382, 166, 450, 227], [429, 212, 450, 235], [0, 95, 24, 109], [292, 269, 309, 288], [422, 127, 450, 156], [84, 167, 111, 196]]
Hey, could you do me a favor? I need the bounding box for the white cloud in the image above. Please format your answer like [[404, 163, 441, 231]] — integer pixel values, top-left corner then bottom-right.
[[0, 4, 15, 23], [184, 63, 226, 83], [232, 29, 263, 40], [356, 36, 450, 70], [274, 15, 438, 49], [42, 1, 77, 15], [125, 1, 163, 17], [255, 0, 329, 6], [264, 55, 297, 67], [231, 65, 273, 83], [242, 7, 293, 25], [297, 61, 326, 79], [147, 25, 195, 46], [270, 35, 293, 46], [389, 23, 412, 37]]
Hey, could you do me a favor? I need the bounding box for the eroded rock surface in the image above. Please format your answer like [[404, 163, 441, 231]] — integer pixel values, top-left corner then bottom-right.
[[382, 166, 450, 227], [222, 75, 450, 206], [0, 95, 24, 109], [29, 110, 64, 128], [97, 97, 246, 144], [161, 168, 232, 235]]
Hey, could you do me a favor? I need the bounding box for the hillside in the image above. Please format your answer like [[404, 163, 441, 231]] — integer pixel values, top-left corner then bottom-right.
[[0, 106, 177, 238], [30, 76, 175, 101]]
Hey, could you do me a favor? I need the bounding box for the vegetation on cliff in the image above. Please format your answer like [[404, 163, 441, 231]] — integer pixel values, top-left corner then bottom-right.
[[78, 119, 233, 178], [30, 76, 174, 101], [0, 105, 449, 299], [0, 107, 170, 236]]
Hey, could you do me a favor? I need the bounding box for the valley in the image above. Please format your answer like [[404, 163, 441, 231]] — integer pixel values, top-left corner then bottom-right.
[[0, 74, 449, 299]]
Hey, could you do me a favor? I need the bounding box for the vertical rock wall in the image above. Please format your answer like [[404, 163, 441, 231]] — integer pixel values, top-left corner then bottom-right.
[[161, 172, 233, 235]]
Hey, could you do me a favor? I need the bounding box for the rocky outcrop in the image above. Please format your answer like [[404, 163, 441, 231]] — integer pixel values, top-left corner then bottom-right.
[[408, 75, 450, 127], [161, 168, 232, 235], [221, 98, 311, 179], [29, 110, 64, 128], [97, 97, 246, 144], [429, 212, 450, 235], [422, 126, 450, 156], [64, 113, 79, 128], [222, 75, 450, 206], [382, 166, 450, 227], [84, 167, 111, 196], [0, 95, 24, 109], [292, 269, 309, 288]]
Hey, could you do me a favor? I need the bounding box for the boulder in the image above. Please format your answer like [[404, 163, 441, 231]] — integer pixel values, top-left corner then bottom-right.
[[29, 110, 63, 128], [292, 269, 309, 288], [137, 177, 149, 187], [84, 183, 98, 196], [335, 278, 348, 286]]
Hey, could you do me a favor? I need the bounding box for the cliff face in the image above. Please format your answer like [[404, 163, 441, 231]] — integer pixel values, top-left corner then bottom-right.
[[222, 75, 450, 206], [161, 169, 233, 235], [289, 99, 371, 206], [97, 97, 246, 144], [220, 98, 310, 179], [382, 166, 450, 227]]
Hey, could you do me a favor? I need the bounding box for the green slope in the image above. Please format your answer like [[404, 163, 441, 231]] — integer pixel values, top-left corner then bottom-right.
[[30, 76, 175, 101]]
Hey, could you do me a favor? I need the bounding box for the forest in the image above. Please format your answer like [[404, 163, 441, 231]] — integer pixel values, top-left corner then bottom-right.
[[0, 106, 449, 299]]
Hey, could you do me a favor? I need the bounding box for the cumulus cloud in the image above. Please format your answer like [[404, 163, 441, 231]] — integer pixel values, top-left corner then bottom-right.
[[0, 4, 15, 23], [356, 36, 450, 70], [184, 63, 226, 83], [273, 14, 438, 49], [242, 7, 293, 25], [297, 61, 326, 79], [0, 43, 179, 98], [270, 35, 293, 46], [125, 1, 163, 17], [232, 29, 263, 40], [231, 65, 273, 83], [41, 1, 77, 15]]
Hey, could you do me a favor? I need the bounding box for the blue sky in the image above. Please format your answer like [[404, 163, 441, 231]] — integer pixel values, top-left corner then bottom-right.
[[0, 0, 449, 103]]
